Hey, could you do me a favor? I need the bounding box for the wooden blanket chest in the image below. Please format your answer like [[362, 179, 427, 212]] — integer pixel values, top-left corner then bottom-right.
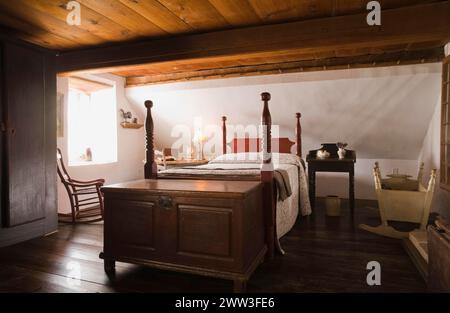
[[100, 179, 266, 292]]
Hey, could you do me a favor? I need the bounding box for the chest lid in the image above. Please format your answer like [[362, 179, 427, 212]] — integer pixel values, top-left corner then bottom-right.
[[102, 179, 262, 199]]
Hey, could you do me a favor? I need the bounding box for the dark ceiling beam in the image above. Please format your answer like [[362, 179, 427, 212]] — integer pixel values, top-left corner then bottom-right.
[[125, 47, 444, 86], [56, 1, 450, 74]]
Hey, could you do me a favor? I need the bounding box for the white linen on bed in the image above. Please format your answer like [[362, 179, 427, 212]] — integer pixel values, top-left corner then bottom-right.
[[210, 152, 301, 167], [160, 153, 311, 253], [275, 162, 303, 254]]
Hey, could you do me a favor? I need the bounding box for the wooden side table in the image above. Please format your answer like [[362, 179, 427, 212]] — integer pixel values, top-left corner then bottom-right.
[[306, 144, 356, 217]]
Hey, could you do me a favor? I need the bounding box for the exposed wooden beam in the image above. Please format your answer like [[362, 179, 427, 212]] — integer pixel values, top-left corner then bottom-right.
[[56, 2, 450, 74], [125, 47, 444, 86]]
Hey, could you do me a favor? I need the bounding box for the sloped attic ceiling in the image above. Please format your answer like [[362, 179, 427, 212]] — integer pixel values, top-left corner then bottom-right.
[[125, 63, 441, 160]]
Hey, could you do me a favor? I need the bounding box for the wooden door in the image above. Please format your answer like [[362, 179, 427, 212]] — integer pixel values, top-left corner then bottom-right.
[[3, 43, 46, 227]]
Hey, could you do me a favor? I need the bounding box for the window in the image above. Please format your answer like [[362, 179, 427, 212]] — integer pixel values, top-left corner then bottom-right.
[[441, 56, 450, 191], [68, 80, 117, 166]]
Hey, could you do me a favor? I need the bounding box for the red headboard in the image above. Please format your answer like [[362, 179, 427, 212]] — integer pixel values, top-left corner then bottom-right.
[[231, 138, 295, 154], [222, 111, 302, 158]]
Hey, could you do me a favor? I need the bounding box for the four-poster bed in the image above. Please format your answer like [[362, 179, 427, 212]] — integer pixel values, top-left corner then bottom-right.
[[100, 92, 309, 292], [144, 92, 307, 258]]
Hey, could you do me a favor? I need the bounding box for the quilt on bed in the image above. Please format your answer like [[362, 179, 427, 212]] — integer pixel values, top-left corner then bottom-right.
[[160, 153, 311, 253]]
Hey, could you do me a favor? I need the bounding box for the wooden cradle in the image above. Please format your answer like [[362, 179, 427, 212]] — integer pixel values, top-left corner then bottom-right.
[[359, 164, 437, 239]]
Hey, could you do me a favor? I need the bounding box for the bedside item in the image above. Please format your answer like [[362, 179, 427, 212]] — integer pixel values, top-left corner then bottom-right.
[[157, 147, 209, 169], [193, 129, 205, 160], [359, 165, 436, 239], [337, 142, 348, 159], [163, 148, 178, 160], [337, 149, 346, 159], [316, 149, 330, 159], [325, 195, 341, 217], [186, 147, 193, 160], [307, 143, 356, 216]]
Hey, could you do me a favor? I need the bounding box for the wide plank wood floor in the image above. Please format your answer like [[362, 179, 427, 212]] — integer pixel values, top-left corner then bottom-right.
[[0, 200, 425, 292]]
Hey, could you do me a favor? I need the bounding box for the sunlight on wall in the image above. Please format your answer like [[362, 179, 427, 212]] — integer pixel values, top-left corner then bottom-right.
[[68, 87, 117, 166]]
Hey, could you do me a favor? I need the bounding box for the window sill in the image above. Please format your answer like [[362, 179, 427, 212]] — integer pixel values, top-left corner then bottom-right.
[[69, 160, 117, 167]]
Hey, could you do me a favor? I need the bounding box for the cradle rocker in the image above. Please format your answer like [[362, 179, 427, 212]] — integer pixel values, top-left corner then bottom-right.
[[359, 166, 436, 239]]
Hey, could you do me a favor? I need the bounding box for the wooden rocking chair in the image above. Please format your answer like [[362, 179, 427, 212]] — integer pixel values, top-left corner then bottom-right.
[[57, 148, 105, 223], [359, 163, 436, 239]]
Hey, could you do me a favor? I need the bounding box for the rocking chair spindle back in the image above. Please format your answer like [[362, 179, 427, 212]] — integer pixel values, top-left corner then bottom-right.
[[56, 148, 105, 224]]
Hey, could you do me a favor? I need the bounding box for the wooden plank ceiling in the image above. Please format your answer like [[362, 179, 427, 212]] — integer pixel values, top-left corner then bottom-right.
[[0, 0, 448, 85]]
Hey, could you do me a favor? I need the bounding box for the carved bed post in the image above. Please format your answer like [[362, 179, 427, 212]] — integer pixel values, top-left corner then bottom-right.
[[144, 100, 157, 179], [296, 113, 302, 158], [260, 92, 275, 259], [222, 116, 227, 155]]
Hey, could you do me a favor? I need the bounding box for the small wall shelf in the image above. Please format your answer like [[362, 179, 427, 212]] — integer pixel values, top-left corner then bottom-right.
[[120, 122, 144, 129]]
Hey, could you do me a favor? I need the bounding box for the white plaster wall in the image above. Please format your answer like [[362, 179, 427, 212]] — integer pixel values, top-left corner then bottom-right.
[[57, 74, 145, 213], [126, 64, 441, 200]]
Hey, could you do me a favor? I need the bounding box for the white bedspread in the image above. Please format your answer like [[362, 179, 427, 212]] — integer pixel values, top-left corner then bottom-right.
[[160, 153, 311, 253]]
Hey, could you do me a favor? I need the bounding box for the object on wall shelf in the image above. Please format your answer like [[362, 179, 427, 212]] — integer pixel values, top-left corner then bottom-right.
[[120, 109, 132, 122], [120, 122, 144, 129], [119, 109, 142, 129]]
